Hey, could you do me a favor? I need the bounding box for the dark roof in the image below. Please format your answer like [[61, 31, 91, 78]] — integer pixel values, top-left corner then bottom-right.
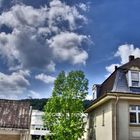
[[120, 58, 140, 70], [0, 100, 31, 129], [98, 57, 140, 97], [99, 71, 117, 96]]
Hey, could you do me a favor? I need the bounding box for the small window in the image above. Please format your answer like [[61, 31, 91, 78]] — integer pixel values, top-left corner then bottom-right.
[[129, 105, 140, 124], [132, 81, 139, 87], [36, 128, 40, 130], [131, 72, 139, 81], [130, 112, 136, 123], [130, 105, 136, 110], [128, 71, 140, 87], [131, 71, 139, 87], [139, 113, 140, 123]]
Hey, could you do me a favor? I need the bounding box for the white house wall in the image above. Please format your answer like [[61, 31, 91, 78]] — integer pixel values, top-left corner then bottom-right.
[[88, 100, 113, 140], [117, 100, 140, 140]]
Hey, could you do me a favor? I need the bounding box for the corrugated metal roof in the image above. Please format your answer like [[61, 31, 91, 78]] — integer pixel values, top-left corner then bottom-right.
[[0, 100, 31, 129]]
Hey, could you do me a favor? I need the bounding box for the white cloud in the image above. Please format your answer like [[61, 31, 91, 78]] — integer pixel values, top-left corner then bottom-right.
[[0, 4, 47, 28], [106, 44, 140, 75], [86, 94, 93, 100], [48, 0, 87, 30], [49, 32, 88, 65], [0, 1, 89, 72], [35, 73, 56, 84], [106, 63, 120, 74], [0, 70, 30, 98], [115, 44, 140, 64], [79, 3, 88, 11], [105, 63, 120, 77], [46, 61, 56, 72]]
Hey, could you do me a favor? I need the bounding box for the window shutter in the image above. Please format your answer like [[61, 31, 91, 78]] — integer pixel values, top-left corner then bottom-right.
[[128, 71, 132, 87], [139, 72, 140, 87]]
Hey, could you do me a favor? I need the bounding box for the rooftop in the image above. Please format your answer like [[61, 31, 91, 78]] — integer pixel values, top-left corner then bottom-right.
[[0, 99, 31, 129]]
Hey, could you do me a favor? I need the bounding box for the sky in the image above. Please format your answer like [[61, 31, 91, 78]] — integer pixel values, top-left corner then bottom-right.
[[0, 0, 140, 99]]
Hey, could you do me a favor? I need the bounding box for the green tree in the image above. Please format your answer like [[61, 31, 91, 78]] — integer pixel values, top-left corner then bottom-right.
[[43, 70, 88, 140]]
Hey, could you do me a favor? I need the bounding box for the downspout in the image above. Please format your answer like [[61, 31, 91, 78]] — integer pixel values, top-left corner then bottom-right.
[[114, 94, 119, 140]]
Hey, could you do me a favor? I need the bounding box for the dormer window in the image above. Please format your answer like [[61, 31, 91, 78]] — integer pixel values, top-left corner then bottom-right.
[[128, 71, 140, 87], [131, 71, 139, 87]]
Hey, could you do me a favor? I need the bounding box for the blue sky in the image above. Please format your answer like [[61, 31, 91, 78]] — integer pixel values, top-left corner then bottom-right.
[[0, 0, 140, 99]]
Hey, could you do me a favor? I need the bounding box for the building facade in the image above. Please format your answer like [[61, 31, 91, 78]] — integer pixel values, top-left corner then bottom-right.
[[85, 56, 140, 140], [30, 110, 50, 140]]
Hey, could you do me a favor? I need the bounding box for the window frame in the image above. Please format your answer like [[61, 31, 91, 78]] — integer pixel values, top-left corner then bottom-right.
[[128, 71, 140, 87], [129, 105, 140, 125]]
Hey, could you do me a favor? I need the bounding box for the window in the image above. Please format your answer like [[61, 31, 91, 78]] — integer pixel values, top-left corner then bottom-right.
[[131, 71, 139, 87], [129, 105, 140, 124], [36, 127, 40, 130], [128, 71, 140, 87]]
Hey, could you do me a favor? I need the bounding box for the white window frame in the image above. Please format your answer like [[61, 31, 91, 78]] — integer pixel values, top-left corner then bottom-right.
[[129, 105, 140, 124], [92, 86, 97, 100], [128, 71, 140, 87]]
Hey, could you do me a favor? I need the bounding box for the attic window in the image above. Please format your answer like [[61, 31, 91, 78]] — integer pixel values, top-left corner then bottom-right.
[[128, 71, 140, 87]]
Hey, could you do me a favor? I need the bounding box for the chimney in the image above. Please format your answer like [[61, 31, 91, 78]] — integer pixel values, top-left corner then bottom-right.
[[129, 55, 134, 62], [115, 66, 118, 71]]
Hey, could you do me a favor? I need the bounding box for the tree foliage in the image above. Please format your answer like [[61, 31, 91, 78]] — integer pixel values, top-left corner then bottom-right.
[[43, 70, 88, 140]]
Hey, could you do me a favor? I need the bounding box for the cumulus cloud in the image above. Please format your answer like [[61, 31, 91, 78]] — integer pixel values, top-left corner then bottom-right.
[[46, 61, 56, 72], [79, 3, 88, 11], [48, 0, 87, 30], [0, 70, 30, 98], [0, 0, 89, 72], [115, 44, 140, 64], [106, 44, 140, 75], [35, 73, 56, 84], [49, 32, 88, 65]]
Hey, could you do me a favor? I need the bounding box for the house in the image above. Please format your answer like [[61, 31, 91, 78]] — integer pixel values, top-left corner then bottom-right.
[[0, 99, 31, 140], [85, 55, 140, 140], [30, 110, 50, 140]]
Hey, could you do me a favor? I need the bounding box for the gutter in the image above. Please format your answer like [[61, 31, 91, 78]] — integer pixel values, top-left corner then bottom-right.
[[85, 93, 140, 113], [85, 94, 116, 113]]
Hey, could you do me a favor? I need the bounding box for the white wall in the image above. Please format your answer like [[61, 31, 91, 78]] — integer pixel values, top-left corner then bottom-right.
[[87, 101, 113, 140], [30, 110, 50, 136]]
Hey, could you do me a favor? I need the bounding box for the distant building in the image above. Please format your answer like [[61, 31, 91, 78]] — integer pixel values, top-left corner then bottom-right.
[[85, 55, 140, 140], [0, 99, 31, 140], [30, 110, 50, 140]]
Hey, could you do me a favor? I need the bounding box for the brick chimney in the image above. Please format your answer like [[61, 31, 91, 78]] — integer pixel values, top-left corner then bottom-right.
[[129, 55, 134, 62]]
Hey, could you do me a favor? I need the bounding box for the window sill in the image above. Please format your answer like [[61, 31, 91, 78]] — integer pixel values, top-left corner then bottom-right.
[[129, 123, 140, 127], [130, 86, 140, 88]]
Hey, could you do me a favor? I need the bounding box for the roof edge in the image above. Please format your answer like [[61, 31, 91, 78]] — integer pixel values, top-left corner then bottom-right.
[[85, 92, 140, 113]]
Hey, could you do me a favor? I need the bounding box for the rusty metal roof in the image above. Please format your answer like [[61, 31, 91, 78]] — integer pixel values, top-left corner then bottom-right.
[[0, 99, 31, 129]]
